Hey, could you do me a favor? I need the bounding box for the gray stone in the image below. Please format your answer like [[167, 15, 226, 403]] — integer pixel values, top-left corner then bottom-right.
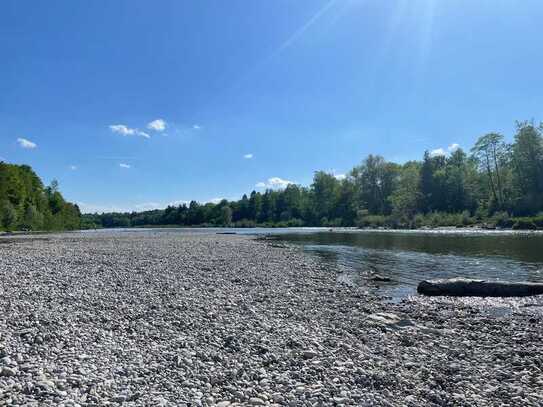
[[0, 367, 17, 377], [302, 350, 318, 359]]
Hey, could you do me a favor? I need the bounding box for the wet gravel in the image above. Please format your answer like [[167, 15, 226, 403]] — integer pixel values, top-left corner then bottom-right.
[[0, 231, 542, 406]]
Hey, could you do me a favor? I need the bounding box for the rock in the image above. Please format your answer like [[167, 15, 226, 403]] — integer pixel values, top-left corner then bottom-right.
[[249, 397, 266, 405], [0, 230, 541, 407], [0, 357, 13, 366], [366, 313, 415, 329], [302, 350, 318, 359], [111, 394, 127, 403], [0, 367, 17, 377], [371, 274, 392, 282], [37, 380, 56, 388], [418, 278, 543, 297]]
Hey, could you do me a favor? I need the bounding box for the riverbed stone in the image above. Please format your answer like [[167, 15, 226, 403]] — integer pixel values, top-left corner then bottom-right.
[[0, 231, 541, 406]]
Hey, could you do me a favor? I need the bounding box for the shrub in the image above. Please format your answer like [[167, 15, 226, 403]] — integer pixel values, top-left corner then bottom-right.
[[286, 218, 305, 227], [233, 219, 256, 228], [413, 213, 425, 229], [356, 214, 386, 228], [461, 210, 473, 226], [490, 211, 513, 228], [533, 214, 543, 228], [512, 218, 538, 230]]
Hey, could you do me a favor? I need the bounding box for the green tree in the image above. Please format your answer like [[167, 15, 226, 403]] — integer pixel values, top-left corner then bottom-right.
[[444, 148, 475, 212], [511, 121, 543, 214], [471, 133, 510, 211], [219, 205, 233, 226], [390, 161, 421, 223], [351, 155, 398, 215], [311, 171, 340, 224], [259, 191, 277, 223], [248, 191, 262, 221], [1, 200, 17, 230], [21, 203, 43, 230]]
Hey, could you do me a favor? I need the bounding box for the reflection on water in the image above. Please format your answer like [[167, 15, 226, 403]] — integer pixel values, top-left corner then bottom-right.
[[276, 231, 543, 299]]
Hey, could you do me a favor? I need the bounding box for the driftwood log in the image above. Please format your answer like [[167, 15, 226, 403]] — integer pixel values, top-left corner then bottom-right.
[[417, 278, 543, 297]]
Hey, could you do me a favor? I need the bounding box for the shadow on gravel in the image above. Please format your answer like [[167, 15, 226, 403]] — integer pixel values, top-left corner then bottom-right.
[[0, 237, 52, 244]]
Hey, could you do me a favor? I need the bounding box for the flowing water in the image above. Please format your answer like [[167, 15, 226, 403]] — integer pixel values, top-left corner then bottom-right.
[[272, 229, 543, 300]]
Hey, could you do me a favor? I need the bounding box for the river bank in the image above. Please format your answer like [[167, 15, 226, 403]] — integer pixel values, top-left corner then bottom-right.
[[1, 231, 542, 406]]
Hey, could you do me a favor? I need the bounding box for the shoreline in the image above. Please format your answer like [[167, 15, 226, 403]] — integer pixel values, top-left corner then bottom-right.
[[0, 231, 542, 405], [3, 225, 543, 239]]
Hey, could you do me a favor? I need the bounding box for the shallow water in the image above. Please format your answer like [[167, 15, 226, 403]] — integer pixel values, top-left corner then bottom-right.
[[273, 230, 543, 299]]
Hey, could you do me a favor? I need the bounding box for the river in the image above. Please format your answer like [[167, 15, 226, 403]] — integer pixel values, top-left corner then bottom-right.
[[271, 229, 543, 300]]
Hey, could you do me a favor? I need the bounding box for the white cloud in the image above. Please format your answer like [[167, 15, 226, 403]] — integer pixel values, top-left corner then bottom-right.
[[429, 144, 461, 158], [147, 119, 167, 132], [119, 163, 131, 169], [169, 200, 189, 206], [77, 202, 129, 214], [207, 197, 225, 204], [430, 148, 447, 157], [109, 124, 136, 136], [269, 177, 293, 188], [17, 137, 37, 149], [448, 143, 460, 152], [256, 177, 293, 189], [109, 124, 150, 139], [244, 153, 253, 159], [334, 174, 346, 180], [192, 124, 202, 130], [69, 165, 78, 170]]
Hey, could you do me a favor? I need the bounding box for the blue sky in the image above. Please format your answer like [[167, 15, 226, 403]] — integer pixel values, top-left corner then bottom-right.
[[1, 0, 542, 213]]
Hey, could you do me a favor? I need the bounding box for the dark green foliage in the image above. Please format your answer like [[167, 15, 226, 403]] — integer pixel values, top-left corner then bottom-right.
[[83, 120, 543, 230], [511, 122, 543, 215], [1, 200, 17, 230], [512, 218, 537, 230], [0, 162, 80, 231]]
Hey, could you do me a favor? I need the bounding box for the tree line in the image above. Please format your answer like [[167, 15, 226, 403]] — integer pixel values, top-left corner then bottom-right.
[[0, 162, 81, 231], [84, 121, 543, 230]]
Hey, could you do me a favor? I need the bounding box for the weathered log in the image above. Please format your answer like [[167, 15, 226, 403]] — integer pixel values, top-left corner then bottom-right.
[[417, 278, 543, 297]]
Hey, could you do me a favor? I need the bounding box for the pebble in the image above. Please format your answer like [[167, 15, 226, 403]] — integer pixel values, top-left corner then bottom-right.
[[0, 231, 541, 406], [0, 367, 17, 377], [302, 350, 318, 359]]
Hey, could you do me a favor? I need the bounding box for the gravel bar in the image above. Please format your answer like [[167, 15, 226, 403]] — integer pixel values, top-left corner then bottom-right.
[[0, 231, 542, 406]]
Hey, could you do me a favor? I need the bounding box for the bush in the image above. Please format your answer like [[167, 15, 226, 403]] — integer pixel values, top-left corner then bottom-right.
[[286, 218, 305, 227], [1, 201, 17, 231], [233, 219, 256, 228], [322, 217, 342, 227], [533, 214, 543, 228], [490, 211, 513, 228], [421, 212, 463, 227], [512, 218, 538, 230], [461, 210, 473, 226], [413, 213, 425, 229], [474, 206, 489, 222], [356, 214, 386, 228]]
